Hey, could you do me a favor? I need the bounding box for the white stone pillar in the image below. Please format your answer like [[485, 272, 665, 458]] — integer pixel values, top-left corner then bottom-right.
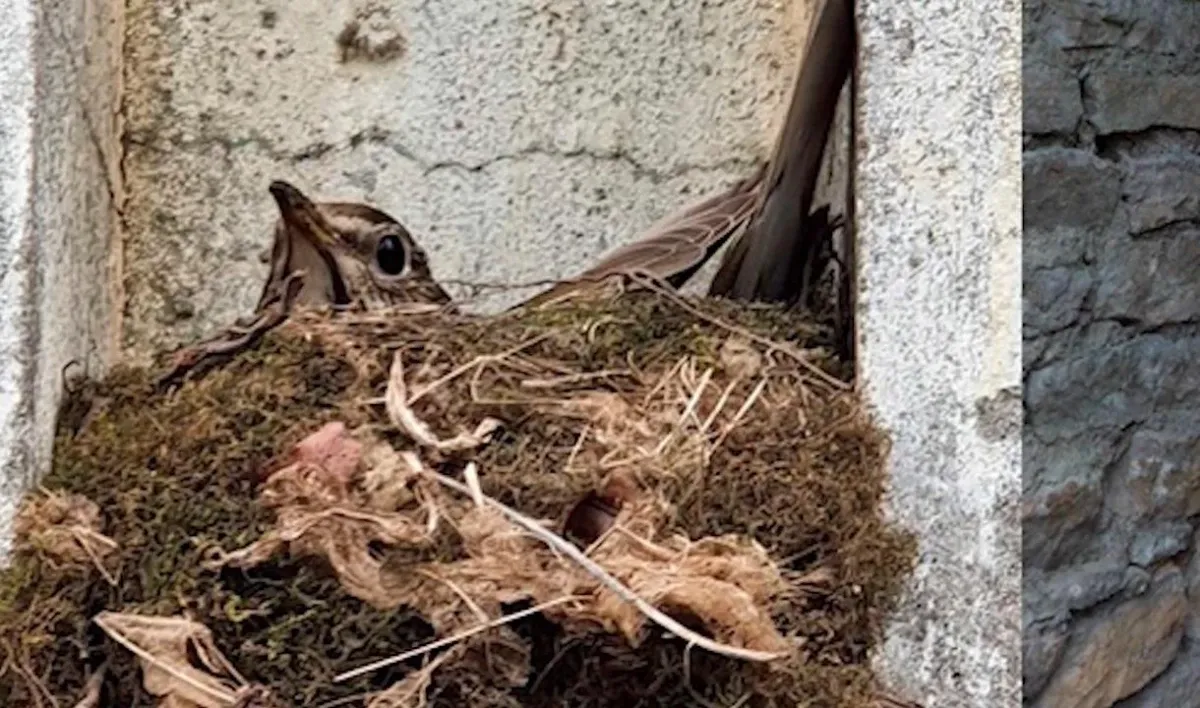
[[854, 0, 1022, 705], [0, 0, 124, 558]]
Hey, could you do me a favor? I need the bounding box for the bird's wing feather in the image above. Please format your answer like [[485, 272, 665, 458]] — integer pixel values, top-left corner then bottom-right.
[[708, 0, 854, 303], [520, 167, 765, 308]]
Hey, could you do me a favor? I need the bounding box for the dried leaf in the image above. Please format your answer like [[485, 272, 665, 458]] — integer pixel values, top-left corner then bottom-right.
[[93, 613, 244, 708], [15, 491, 118, 582], [209, 425, 435, 608]]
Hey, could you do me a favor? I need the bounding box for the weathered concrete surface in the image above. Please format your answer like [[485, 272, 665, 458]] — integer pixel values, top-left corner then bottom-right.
[[854, 0, 1022, 705], [0, 0, 123, 558], [1022, 0, 1200, 704], [120, 0, 820, 360]]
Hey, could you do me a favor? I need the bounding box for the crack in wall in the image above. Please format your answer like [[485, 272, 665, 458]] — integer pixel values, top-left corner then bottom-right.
[[127, 125, 763, 184]]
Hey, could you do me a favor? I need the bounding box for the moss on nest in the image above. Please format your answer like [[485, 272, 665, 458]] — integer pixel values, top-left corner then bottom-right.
[[0, 292, 915, 707]]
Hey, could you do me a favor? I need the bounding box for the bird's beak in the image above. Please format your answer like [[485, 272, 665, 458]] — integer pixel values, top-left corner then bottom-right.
[[267, 180, 352, 306], [268, 180, 341, 251]]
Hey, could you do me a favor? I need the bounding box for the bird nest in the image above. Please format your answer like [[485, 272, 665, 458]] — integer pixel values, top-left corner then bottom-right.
[[0, 291, 916, 707]]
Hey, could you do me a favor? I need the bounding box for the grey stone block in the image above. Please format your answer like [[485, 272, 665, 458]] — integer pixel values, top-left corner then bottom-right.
[[1022, 463, 1105, 569], [1024, 614, 1070, 699], [1107, 425, 1200, 524], [1121, 155, 1200, 233], [1023, 148, 1121, 237], [1115, 640, 1200, 708], [1031, 0, 1127, 52], [1129, 522, 1194, 568], [1093, 222, 1200, 327], [1026, 336, 1200, 441], [1024, 264, 1091, 337], [1034, 565, 1187, 708], [1024, 55, 1082, 135], [1090, 73, 1200, 134]]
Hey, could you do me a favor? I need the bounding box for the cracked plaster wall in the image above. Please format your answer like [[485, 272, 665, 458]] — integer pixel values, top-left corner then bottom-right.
[[0, 0, 123, 557], [120, 0, 831, 359], [1022, 0, 1200, 706]]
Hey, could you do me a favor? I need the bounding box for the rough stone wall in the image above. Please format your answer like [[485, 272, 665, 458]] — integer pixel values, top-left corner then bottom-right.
[[1023, 0, 1200, 705], [0, 0, 123, 558], [120, 0, 818, 361]]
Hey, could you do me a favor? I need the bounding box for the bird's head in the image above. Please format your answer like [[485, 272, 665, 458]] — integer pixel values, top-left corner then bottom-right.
[[264, 180, 451, 310]]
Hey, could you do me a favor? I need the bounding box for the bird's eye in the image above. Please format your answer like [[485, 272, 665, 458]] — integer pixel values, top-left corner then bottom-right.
[[375, 235, 407, 276]]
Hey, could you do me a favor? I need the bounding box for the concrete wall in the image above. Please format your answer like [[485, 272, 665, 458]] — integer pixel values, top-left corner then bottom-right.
[[1022, 0, 1200, 706], [0, 0, 123, 558], [855, 0, 1022, 705]]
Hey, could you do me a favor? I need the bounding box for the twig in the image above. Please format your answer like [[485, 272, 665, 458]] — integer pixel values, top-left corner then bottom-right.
[[411, 478, 440, 536], [70, 526, 119, 586], [641, 356, 687, 408], [335, 596, 578, 682], [712, 376, 769, 450], [15, 657, 57, 708], [654, 366, 712, 457], [439, 276, 563, 295], [680, 367, 714, 428], [425, 470, 789, 663], [520, 369, 631, 389], [462, 461, 484, 508], [416, 568, 490, 623], [564, 424, 590, 470], [699, 379, 739, 438], [407, 334, 550, 404], [386, 353, 502, 451], [72, 662, 105, 708], [610, 524, 677, 561], [367, 650, 456, 708], [630, 273, 848, 391]]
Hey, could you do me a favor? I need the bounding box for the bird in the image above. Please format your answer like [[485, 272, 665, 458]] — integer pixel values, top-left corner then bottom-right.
[[521, 0, 854, 310], [259, 180, 452, 311], [159, 0, 853, 385], [157, 181, 451, 387], [708, 0, 853, 306]]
